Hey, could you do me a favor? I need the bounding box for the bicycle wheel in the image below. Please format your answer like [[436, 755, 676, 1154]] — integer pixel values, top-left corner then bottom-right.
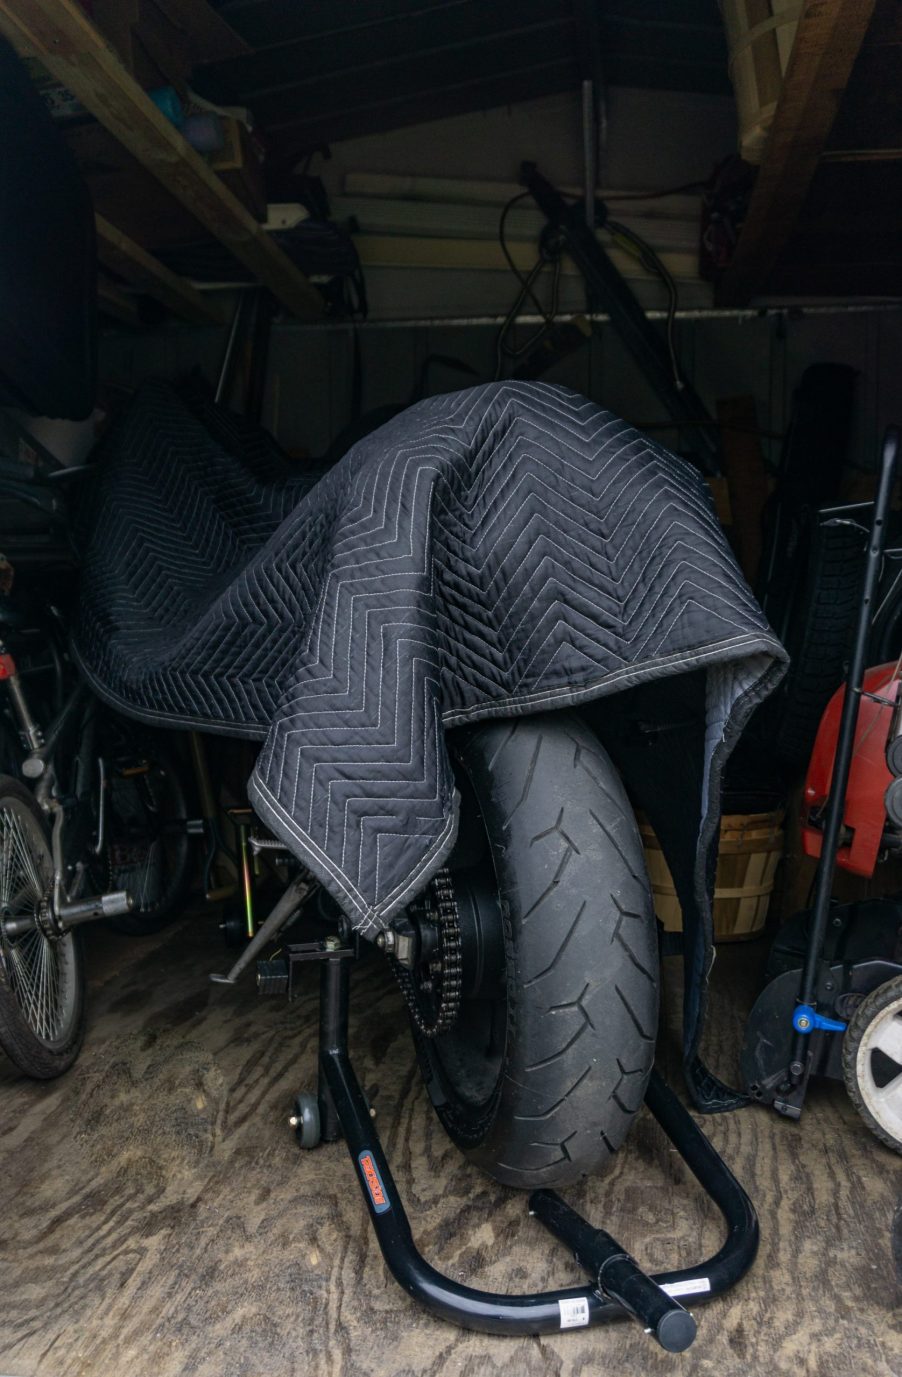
[[98, 721, 193, 936], [0, 775, 85, 1077]]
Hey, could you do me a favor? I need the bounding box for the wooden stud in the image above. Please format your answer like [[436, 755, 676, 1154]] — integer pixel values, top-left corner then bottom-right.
[[0, 0, 322, 319], [95, 215, 225, 325], [717, 0, 878, 306], [354, 233, 698, 281], [717, 396, 771, 587]]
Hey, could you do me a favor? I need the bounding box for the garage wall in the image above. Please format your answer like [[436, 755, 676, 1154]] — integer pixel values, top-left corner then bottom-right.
[[99, 307, 902, 474], [307, 84, 734, 321], [98, 85, 902, 471]]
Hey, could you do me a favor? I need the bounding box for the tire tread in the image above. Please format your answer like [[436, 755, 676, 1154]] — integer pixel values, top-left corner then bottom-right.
[[431, 712, 659, 1188]]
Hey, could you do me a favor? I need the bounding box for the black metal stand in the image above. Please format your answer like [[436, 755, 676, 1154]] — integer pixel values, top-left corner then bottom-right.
[[300, 951, 759, 1353], [522, 162, 721, 476]]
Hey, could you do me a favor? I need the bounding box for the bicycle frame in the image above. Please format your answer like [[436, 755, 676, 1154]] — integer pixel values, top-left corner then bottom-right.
[[0, 625, 132, 933]]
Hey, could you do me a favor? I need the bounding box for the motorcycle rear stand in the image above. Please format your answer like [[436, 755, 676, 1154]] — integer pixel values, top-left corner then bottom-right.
[[287, 940, 759, 1354]]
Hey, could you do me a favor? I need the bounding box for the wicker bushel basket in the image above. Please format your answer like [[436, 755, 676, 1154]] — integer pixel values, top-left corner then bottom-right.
[[639, 809, 785, 942]]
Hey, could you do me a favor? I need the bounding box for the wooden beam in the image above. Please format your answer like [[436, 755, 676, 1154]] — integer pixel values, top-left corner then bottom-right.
[[717, 0, 878, 306], [95, 215, 224, 325], [354, 233, 699, 282], [820, 147, 902, 163], [0, 0, 322, 320]]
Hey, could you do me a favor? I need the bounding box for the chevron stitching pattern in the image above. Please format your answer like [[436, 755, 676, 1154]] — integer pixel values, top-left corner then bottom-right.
[[74, 380, 786, 933]]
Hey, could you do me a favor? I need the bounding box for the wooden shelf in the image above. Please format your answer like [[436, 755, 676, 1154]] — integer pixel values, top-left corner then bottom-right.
[[0, 0, 322, 320], [95, 216, 225, 326]]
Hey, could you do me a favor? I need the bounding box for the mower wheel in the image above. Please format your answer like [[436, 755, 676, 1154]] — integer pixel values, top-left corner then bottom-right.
[[842, 974, 902, 1154]]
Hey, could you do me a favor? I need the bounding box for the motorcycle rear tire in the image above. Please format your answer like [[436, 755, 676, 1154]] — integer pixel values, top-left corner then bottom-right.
[[414, 712, 659, 1189]]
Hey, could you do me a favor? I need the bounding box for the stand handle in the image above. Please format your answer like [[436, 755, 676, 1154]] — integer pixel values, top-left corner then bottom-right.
[[530, 1191, 697, 1352]]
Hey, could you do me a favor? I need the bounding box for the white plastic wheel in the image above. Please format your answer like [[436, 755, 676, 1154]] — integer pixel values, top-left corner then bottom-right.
[[842, 976, 902, 1154]]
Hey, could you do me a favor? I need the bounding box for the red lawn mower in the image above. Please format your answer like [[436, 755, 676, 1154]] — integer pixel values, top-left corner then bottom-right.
[[742, 428, 902, 1154]]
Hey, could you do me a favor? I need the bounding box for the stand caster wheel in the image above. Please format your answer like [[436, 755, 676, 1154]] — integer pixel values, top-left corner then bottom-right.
[[290, 1092, 321, 1149]]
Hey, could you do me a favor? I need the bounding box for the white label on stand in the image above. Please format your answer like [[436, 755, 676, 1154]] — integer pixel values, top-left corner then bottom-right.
[[558, 1297, 590, 1329], [662, 1277, 711, 1298]]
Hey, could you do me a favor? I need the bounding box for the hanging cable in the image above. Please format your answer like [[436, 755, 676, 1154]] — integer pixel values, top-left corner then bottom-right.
[[494, 192, 563, 380], [603, 179, 708, 202], [495, 186, 690, 388]]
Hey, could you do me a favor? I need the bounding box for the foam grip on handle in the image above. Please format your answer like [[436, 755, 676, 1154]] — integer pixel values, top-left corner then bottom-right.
[[597, 1251, 697, 1353]]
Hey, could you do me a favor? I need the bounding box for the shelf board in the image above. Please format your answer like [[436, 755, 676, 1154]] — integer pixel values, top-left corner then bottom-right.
[[0, 0, 322, 319]]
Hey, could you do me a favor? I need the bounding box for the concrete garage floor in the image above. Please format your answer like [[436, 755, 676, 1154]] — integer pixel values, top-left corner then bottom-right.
[[0, 908, 900, 1377]]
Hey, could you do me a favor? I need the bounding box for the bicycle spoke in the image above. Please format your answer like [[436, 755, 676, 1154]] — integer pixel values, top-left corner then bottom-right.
[[8, 812, 43, 901], [1, 798, 71, 1047]]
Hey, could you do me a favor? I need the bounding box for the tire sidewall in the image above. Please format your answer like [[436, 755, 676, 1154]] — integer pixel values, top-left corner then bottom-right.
[[413, 712, 659, 1187]]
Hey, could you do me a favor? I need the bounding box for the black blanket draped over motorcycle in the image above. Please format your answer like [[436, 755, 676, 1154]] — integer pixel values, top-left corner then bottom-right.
[[72, 378, 786, 1112]]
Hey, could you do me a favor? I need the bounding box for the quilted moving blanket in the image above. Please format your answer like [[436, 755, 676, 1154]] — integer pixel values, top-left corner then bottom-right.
[[74, 379, 786, 1108]]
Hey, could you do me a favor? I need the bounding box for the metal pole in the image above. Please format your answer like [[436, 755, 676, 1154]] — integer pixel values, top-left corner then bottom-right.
[[790, 427, 900, 1082], [215, 291, 251, 405], [581, 79, 596, 231]]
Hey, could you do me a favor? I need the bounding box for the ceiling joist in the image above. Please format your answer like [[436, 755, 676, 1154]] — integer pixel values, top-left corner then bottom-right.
[[717, 0, 878, 306]]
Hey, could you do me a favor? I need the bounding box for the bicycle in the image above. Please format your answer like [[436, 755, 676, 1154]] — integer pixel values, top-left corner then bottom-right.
[[0, 451, 192, 1078]]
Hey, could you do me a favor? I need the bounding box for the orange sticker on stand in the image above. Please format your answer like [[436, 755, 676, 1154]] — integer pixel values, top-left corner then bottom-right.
[[358, 1150, 391, 1214]]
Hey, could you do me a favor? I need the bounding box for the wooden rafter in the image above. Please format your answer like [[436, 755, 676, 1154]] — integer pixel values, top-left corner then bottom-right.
[[154, 0, 251, 63], [95, 215, 224, 325], [0, 0, 322, 320], [717, 0, 878, 306]]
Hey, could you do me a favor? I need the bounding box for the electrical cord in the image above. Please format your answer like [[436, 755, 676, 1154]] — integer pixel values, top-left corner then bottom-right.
[[498, 191, 544, 311], [494, 191, 563, 380], [494, 257, 562, 376], [604, 179, 708, 202], [495, 185, 688, 388]]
